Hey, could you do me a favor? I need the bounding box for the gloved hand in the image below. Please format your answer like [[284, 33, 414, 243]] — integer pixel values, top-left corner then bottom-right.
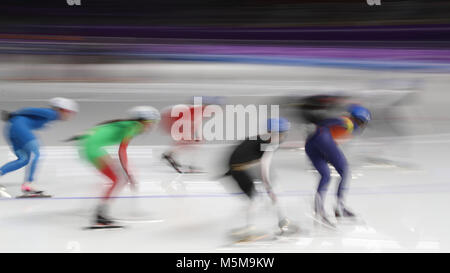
[[1, 110, 11, 121]]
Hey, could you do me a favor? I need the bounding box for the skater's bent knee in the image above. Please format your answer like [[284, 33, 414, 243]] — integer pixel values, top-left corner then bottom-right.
[[16, 155, 30, 167], [336, 167, 348, 178], [319, 171, 331, 181]]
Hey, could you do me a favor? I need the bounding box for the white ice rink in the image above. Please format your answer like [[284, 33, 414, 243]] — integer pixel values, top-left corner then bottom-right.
[[0, 62, 449, 252]]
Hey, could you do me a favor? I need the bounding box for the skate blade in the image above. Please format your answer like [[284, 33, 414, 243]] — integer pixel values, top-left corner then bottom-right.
[[114, 218, 164, 224], [83, 224, 125, 230], [181, 171, 207, 175], [16, 194, 52, 198], [275, 231, 308, 241], [306, 213, 338, 230], [234, 233, 275, 243], [336, 216, 366, 225], [0, 190, 12, 198], [181, 168, 207, 174], [277, 226, 302, 237], [179, 169, 207, 174]]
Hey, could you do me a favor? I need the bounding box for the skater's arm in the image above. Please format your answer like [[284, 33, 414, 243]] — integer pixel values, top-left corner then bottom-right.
[[260, 151, 278, 204], [12, 108, 59, 121], [119, 137, 136, 188], [261, 151, 288, 223], [64, 132, 88, 142]]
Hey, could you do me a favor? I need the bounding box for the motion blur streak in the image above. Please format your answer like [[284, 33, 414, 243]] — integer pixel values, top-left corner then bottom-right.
[[0, 0, 449, 252]]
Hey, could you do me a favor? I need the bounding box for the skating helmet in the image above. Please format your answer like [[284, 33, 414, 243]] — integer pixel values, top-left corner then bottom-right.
[[267, 118, 291, 132], [128, 106, 161, 121], [348, 104, 371, 123], [49, 97, 79, 112]]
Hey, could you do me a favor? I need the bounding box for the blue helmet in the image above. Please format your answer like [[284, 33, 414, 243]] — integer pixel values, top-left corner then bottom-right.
[[267, 117, 291, 132], [348, 104, 371, 123]]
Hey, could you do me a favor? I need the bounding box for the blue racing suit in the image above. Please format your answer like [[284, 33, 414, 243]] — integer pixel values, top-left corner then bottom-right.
[[305, 117, 359, 201], [0, 108, 59, 182]]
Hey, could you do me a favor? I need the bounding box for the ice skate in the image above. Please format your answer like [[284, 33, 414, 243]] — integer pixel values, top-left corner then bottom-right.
[[162, 153, 183, 173], [175, 165, 205, 174], [0, 185, 12, 198], [334, 201, 365, 225], [278, 217, 301, 236], [87, 204, 123, 229], [85, 213, 124, 230], [229, 225, 272, 243], [314, 211, 336, 229], [17, 184, 51, 198], [313, 195, 336, 229], [335, 203, 356, 218]]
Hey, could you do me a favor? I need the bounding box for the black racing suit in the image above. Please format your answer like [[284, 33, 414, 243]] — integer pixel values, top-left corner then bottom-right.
[[228, 135, 271, 198]]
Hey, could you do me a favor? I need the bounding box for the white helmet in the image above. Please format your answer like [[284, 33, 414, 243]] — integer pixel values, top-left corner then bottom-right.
[[49, 97, 79, 112], [128, 106, 160, 121]]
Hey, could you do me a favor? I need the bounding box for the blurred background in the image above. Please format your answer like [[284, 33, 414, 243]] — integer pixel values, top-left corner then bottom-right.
[[1, 0, 450, 252], [1, 0, 449, 160], [1, 0, 449, 139]]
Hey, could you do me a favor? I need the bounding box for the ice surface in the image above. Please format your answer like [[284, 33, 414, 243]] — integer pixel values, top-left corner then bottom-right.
[[0, 63, 449, 252]]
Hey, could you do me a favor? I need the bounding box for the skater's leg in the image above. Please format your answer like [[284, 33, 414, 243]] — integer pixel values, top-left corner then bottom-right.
[[84, 144, 120, 201], [231, 170, 256, 199], [0, 149, 30, 176], [327, 148, 348, 202], [324, 141, 355, 217], [313, 160, 330, 215], [1, 122, 41, 192], [230, 169, 257, 227], [87, 148, 120, 224], [162, 144, 184, 173], [305, 141, 336, 227], [305, 142, 331, 211], [0, 142, 28, 197], [95, 157, 119, 225], [0, 124, 31, 176], [95, 156, 119, 201], [228, 169, 263, 239], [21, 140, 42, 193]]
